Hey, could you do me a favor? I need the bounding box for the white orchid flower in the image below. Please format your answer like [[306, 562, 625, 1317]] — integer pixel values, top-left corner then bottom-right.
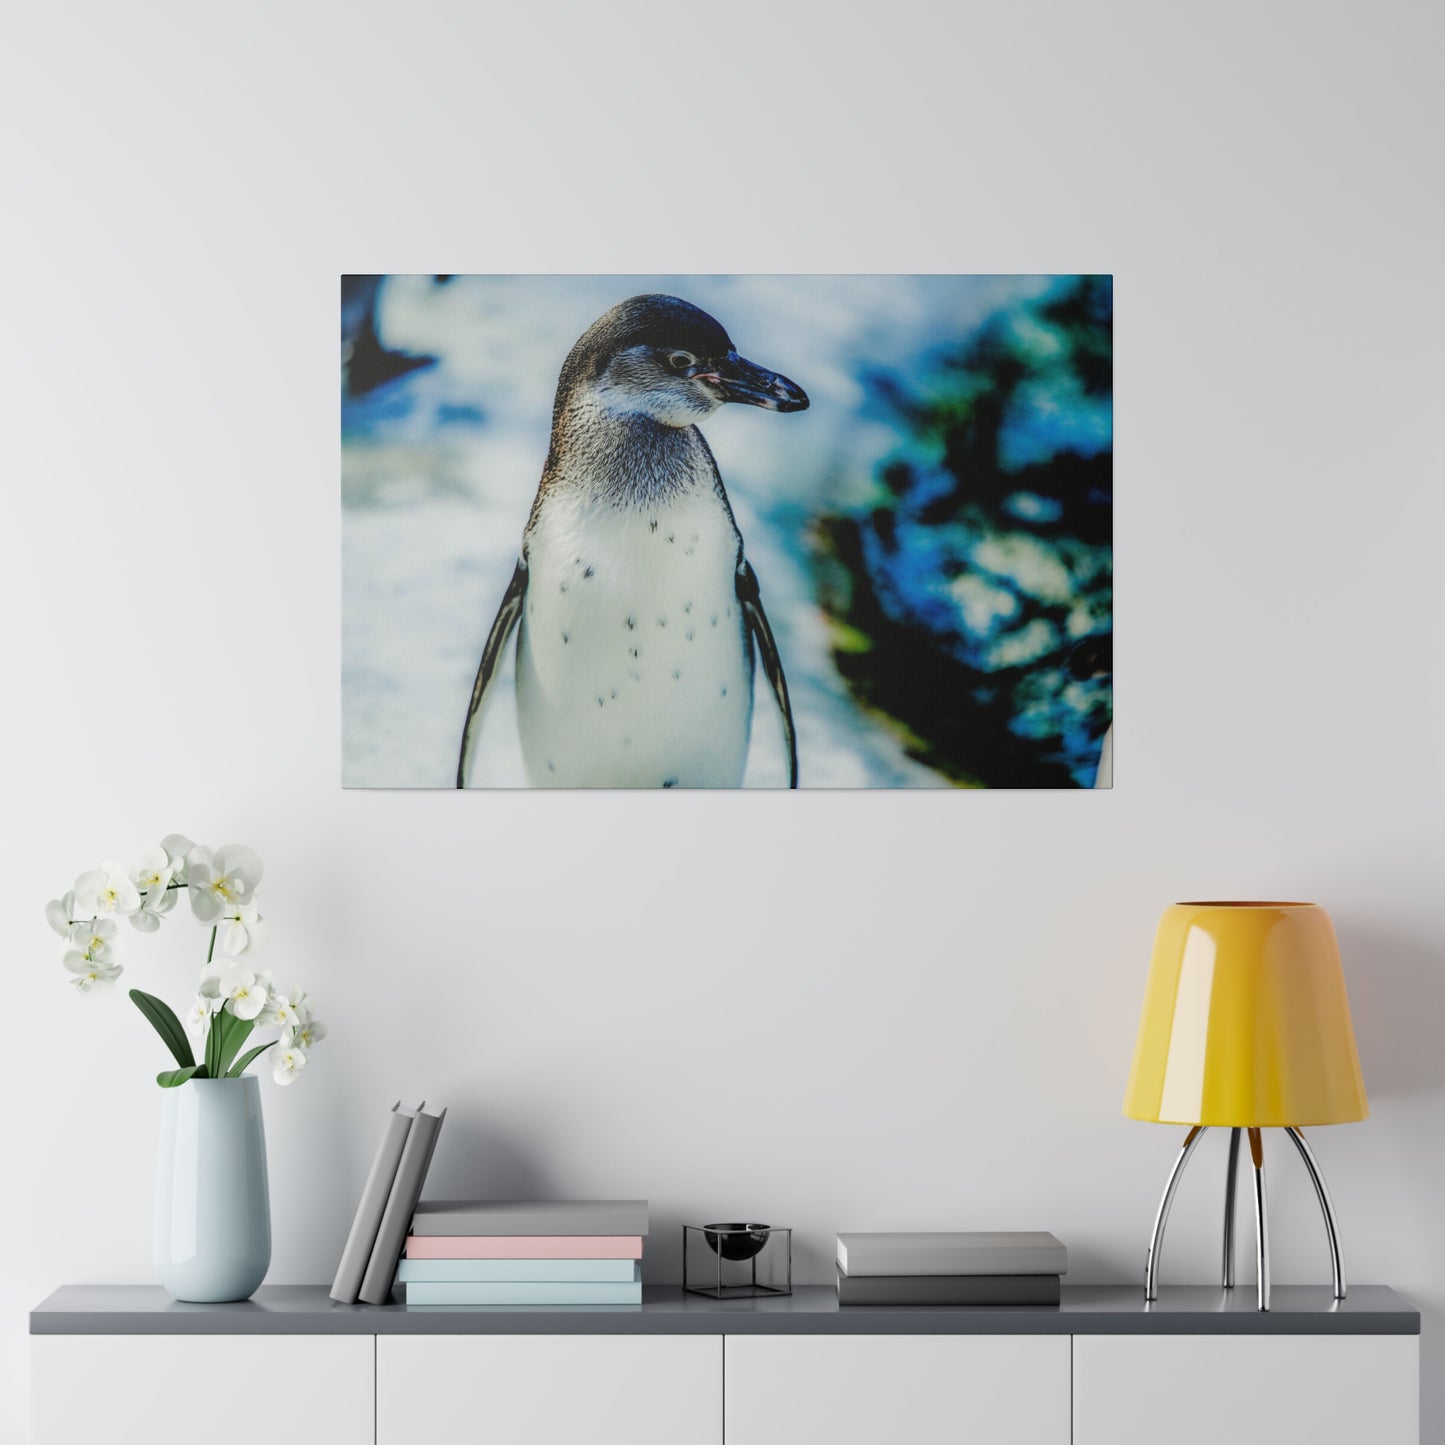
[[289, 1017, 327, 1051], [67, 918, 120, 964], [130, 881, 179, 933], [185, 996, 215, 1036], [65, 956, 123, 991], [127, 845, 180, 932], [272, 1045, 307, 1086], [131, 844, 174, 897], [218, 900, 266, 957], [66, 882, 97, 924], [216, 962, 269, 1021], [161, 834, 196, 883], [258, 981, 297, 1030], [187, 844, 263, 924], [269, 983, 321, 1036], [197, 967, 224, 1002], [46, 892, 77, 938], [73, 860, 142, 919]]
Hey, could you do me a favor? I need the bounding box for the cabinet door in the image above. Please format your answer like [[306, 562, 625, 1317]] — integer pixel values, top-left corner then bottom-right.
[[377, 1334, 721, 1445], [1073, 1334, 1419, 1445], [32, 1335, 374, 1445], [724, 1334, 1070, 1445]]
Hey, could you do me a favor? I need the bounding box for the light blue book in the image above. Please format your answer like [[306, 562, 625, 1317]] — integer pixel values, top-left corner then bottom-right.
[[397, 1259, 640, 1284], [404, 1279, 643, 1306]]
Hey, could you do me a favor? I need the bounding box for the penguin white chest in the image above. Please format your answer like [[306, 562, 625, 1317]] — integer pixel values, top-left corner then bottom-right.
[[515, 491, 754, 787]]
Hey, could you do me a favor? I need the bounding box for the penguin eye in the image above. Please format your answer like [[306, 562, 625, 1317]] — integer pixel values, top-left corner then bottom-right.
[[666, 351, 697, 373]]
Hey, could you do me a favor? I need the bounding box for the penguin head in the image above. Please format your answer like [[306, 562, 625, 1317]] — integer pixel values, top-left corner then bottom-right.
[[562, 294, 809, 428]]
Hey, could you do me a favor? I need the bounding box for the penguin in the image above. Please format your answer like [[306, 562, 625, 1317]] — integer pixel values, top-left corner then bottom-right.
[[456, 294, 807, 789]]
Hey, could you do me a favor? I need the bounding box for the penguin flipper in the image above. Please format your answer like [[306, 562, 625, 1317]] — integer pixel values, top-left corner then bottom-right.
[[456, 559, 527, 788], [736, 558, 798, 788]]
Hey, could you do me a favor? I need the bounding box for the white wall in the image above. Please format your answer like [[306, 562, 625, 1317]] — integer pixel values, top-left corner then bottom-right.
[[3, 1, 1442, 1440]]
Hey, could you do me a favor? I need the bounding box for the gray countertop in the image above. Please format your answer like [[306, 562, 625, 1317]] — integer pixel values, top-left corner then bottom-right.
[[31, 1284, 1419, 1336]]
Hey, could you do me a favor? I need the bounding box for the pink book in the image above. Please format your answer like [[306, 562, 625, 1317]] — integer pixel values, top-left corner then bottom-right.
[[404, 1235, 644, 1260]]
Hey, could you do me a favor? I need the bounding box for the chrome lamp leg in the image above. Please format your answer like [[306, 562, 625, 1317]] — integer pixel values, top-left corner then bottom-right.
[[1285, 1126, 1346, 1299], [1249, 1127, 1270, 1312], [1147, 1123, 1340, 1312], [1222, 1127, 1241, 1288], [1145, 1125, 1207, 1301]]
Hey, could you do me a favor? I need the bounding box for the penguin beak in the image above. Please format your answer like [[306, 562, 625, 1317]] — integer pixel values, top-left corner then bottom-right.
[[709, 351, 809, 412]]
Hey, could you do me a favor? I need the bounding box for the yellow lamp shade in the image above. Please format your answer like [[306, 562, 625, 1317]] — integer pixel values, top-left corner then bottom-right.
[[1124, 901, 1368, 1127]]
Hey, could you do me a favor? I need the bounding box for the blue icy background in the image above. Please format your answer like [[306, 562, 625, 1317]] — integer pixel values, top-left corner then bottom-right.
[[341, 275, 1112, 788]]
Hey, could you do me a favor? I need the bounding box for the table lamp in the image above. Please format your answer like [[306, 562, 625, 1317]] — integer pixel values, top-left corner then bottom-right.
[[1123, 901, 1368, 1311]]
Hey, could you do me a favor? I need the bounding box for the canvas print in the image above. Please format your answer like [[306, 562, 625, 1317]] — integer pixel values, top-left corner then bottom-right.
[[342, 275, 1112, 789]]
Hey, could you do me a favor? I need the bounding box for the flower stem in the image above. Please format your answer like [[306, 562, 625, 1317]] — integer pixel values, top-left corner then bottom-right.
[[207, 927, 217, 965]]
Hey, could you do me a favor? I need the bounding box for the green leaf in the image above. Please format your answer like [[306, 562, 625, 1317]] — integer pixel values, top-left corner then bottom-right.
[[130, 990, 195, 1071], [205, 1009, 223, 1079], [227, 1040, 277, 1078], [216, 1011, 255, 1077], [157, 1065, 202, 1088]]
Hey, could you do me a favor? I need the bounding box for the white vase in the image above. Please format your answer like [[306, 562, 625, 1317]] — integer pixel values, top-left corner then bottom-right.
[[154, 1076, 271, 1302]]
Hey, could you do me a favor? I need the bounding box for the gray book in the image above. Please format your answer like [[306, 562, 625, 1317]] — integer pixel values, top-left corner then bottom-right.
[[330, 1101, 420, 1304], [358, 1105, 446, 1305], [410, 1199, 649, 1237], [836, 1231, 1066, 1277], [836, 1267, 1061, 1306]]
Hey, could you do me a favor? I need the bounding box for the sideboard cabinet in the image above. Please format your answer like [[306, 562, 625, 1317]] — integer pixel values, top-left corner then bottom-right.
[[31, 1284, 1420, 1445]]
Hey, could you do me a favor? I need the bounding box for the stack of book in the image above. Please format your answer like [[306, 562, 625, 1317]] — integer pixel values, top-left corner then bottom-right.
[[398, 1200, 648, 1305], [332, 1101, 448, 1306], [834, 1230, 1066, 1305]]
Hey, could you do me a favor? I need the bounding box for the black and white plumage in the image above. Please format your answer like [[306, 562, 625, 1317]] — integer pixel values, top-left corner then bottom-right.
[[457, 295, 808, 789]]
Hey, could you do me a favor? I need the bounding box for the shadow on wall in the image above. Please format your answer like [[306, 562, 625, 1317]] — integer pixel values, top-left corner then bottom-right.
[[1338, 920, 1445, 1102], [644, 1210, 687, 1284], [1059, 1241, 1132, 1287], [1334, 917, 1445, 1444], [422, 1114, 563, 1201]]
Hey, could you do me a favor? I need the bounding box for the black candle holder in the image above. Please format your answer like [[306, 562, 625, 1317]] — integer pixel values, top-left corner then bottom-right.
[[683, 1223, 792, 1298]]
